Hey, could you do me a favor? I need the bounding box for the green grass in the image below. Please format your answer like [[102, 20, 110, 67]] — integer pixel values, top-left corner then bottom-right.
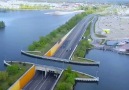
[[72, 23, 94, 62], [20, 4, 50, 10], [0, 62, 32, 90], [27, 51, 43, 56], [27, 32, 66, 56], [95, 34, 107, 38], [54, 70, 93, 90], [72, 56, 94, 63]]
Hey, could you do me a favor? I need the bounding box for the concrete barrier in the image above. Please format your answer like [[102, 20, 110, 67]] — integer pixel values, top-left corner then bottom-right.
[[72, 70, 99, 82], [75, 78, 99, 82]]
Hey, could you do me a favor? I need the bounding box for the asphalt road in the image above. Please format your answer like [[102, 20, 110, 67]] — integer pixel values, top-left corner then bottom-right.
[[90, 15, 104, 40], [23, 70, 57, 90], [53, 14, 95, 59]]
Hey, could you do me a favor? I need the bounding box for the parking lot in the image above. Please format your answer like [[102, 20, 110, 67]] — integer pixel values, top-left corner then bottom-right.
[[95, 15, 129, 40]]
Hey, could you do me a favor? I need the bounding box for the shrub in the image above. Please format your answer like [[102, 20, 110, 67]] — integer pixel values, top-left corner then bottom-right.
[[0, 71, 8, 81], [7, 65, 19, 75]]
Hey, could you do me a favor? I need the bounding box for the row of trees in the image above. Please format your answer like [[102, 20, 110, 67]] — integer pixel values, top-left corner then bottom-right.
[[0, 65, 19, 82], [28, 10, 94, 52], [0, 64, 24, 90], [56, 67, 78, 90], [74, 23, 92, 58], [74, 40, 92, 57], [0, 21, 5, 29], [20, 4, 50, 10]]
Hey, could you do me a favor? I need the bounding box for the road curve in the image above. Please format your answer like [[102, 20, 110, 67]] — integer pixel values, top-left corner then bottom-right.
[[53, 14, 95, 59]]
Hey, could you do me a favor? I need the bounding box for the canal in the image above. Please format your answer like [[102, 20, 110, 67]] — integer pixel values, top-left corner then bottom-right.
[[0, 10, 129, 90]]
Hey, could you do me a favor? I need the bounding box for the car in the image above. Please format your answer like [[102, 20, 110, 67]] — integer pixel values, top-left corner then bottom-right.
[[69, 48, 72, 51]]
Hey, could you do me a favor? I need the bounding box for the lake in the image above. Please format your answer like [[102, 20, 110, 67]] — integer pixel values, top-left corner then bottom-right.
[[0, 10, 129, 90]]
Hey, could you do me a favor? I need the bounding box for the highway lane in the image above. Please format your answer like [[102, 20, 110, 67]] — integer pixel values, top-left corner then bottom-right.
[[90, 15, 102, 40], [23, 70, 57, 90], [23, 70, 44, 90], [53, 14, 95, 59], [36, 73, 57, 90]]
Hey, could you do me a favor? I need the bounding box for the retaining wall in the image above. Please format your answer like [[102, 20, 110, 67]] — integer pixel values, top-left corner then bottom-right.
[[45, 27, 74, 57], [9, 65, 36, 90]]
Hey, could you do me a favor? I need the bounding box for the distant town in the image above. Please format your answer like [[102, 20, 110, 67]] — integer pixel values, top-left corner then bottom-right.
[[0, 0, 109, 10]]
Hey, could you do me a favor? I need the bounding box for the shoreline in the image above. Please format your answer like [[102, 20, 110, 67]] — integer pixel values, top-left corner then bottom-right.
[[21, 50, 100, 66]]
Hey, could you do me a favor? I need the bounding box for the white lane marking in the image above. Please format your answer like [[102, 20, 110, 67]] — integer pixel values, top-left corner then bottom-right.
[[25, 72, 39, 89], [60, 17, 91, 58], [69, 17, 95, 59], [42, 76, 54, 90], [34, 73, 45, 90], [38, 74, 51, 90]]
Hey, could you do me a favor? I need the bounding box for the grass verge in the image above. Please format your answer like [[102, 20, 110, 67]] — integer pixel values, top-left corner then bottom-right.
[[72, 56, 95, 63], [0, 62, 32, 90], [54, 67, 93, 90], [72, 23, 94, 62]]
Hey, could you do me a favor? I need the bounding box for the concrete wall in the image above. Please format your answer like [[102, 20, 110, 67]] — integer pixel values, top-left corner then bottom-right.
[[9, 65, 36, 90], [45, 29, 73, 57], [19, 65, 36, 88], [9, 81, 20, 90]]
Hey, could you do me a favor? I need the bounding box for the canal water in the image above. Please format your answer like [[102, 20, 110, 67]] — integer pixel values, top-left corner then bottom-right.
[[75, 49, 129, 90], [0, 10, 75, 69], [0, 11, 129, 90]]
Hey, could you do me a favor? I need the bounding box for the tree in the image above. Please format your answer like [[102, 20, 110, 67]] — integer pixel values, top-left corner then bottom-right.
[[67, 66, 72, 73], [57, 82, 72, 90], [66, 75, 75, 85], [28, 44, 35, 51], [7, 65, 19, 75], [0, 21, 5, 28], [0, 71, 8, 81]]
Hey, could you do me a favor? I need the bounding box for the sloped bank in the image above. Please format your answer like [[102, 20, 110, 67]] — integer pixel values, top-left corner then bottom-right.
[[21, 50, 99, 66], [54, 67, 99, 90], [3, 60, 33, 90]]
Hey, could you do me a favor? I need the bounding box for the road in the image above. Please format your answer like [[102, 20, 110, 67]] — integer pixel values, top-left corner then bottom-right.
[[90, 15, 105, 40], [23, 70, 57, 90], [53, 14, 95, 59]]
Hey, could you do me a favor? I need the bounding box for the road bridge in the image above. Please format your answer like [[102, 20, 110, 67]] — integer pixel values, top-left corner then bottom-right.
[[21, 14, 100, 90], [23, 64, 62, 90]]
